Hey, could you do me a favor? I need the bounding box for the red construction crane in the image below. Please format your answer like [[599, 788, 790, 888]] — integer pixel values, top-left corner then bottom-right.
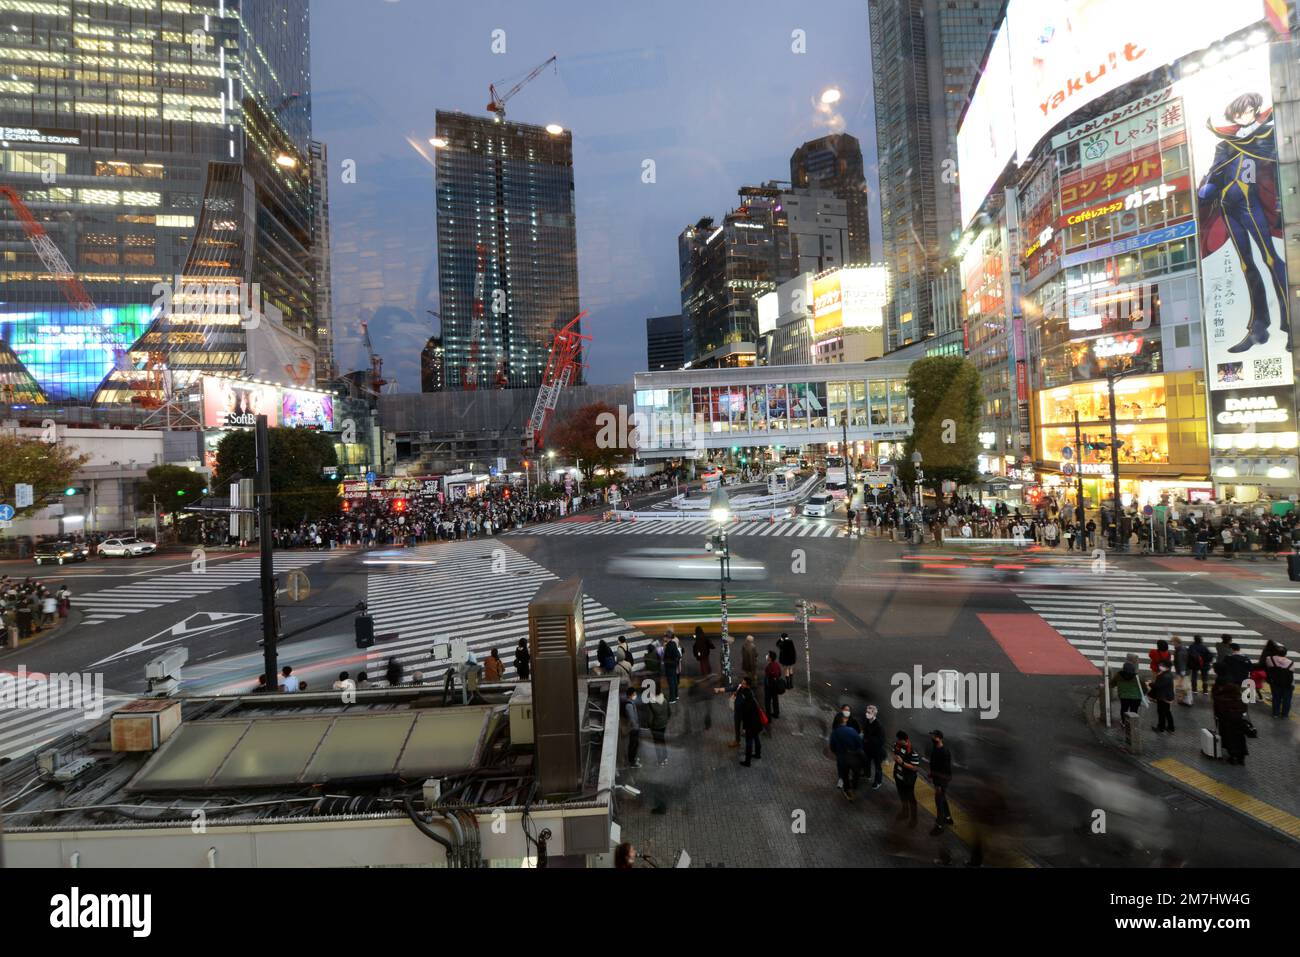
[[525, 312, 590, 453], [487, 54, 558, 122], [360, 319, 387, 394], [0, 185, 95, 312], [463, 243, 489, 391]]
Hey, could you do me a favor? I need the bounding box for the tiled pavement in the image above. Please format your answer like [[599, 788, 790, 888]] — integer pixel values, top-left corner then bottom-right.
[[615, 672, 1028, 868], [1092, 687, 1300, 843]]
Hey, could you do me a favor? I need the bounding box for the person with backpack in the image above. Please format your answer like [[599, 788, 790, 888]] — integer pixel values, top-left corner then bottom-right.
[[1262, 642, 1295, 718], [1110, 658, 1144, 721], [1147, 638, 1172, 680], [735, 678, 764, 767], [1188, 635, 1214, 694], [762, 650, 784, 724], [1150, 662, 1176, 734], [776, 631, 798, 689]]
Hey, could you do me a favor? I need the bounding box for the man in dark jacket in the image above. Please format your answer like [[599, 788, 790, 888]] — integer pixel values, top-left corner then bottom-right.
[[663, 634, 683, 703], [736, 680, 764, 767], [692, 626, 715, 677], [927, 730, 954, 835], [1151, 662, 1176, 733], [861, 705, 887, 790], [776, 632, 797, 689], [1188, 635, 1214, 694], [828, 715, 863, 800], [892, 730, 920, 828], [1216, 641, 1252, 685]]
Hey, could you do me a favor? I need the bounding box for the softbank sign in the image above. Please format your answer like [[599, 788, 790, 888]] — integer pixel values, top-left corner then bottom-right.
[[1004, 0, 1263, 160]]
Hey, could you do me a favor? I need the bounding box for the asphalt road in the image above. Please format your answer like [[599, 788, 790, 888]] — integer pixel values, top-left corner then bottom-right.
[[4, 495, 1297, 866]]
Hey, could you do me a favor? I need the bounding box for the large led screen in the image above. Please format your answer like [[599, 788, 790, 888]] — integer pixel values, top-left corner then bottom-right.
[[0, 305, 153, 402]]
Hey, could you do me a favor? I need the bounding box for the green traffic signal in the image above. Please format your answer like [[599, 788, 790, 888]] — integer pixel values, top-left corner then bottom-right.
[[64, 487, 76, 497]]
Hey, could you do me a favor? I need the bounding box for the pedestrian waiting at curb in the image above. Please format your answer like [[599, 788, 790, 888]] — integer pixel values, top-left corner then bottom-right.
[[926, 730, 954, 835], [828, 714, 864, 800], [892, 730, 920, 828]]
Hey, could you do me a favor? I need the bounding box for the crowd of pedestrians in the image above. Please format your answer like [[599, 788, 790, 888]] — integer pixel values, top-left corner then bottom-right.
[[1109, 632, 1295, 765], [1, 575, 71, 645]]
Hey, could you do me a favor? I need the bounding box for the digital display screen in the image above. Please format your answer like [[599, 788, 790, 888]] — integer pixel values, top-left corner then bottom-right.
[[0, 305, 154, 402]]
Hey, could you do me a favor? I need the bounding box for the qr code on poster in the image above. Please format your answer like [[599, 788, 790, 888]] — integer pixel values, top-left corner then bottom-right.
[[1254, 357, 1284, 381]]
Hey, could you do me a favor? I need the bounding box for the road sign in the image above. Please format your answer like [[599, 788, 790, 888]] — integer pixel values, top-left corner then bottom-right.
[[1061, 446, 1074, 460], [489, 466, 499, 477], [14, 484, 32, 508], [283, 569, 311, 603], [1099, 602, 1116, 631], [1062, 462, 1076, 476], [1143, 505, 1153, 516], [0, 504, 14, 521], [366, 471, 376, 484]]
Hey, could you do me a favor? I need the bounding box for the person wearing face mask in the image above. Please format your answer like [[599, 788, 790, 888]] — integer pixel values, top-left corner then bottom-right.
[[862, 705, 886, 790]]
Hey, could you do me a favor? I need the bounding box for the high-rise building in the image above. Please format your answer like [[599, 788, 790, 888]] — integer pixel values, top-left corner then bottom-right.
[[781, 187, 851, 275], [310, 140, 336, 386], [678, 184, 795, 368], [789, 134, 871, 264], [868, 0, 1002, 349], [420, 336, 445, 392], [434, 111, 580, 391], [645, 315, 685, 372], [0, 0, 320, 406]]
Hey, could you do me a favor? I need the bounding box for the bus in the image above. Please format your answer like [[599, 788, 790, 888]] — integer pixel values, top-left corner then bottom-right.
[[824, 455, 848, 499], [767, 465, 799, 494]]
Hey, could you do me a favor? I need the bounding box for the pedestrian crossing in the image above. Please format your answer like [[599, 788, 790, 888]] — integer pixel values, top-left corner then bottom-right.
[[0, 674, 135, 761], [362, 540, 651, 683], [72, 553, 334, 626], [1013, 562, 1285, 670], [509, 518, 849, 538]]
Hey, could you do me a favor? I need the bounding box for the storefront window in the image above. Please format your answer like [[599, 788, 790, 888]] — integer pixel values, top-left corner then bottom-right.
[[869, 380, 887, 425], [888, 379, 909, 425], [693, 387, 710, 435], [808, 381, 828, 429], [828, 381, 847, 431], [851, 381, 867, 426], [767, 384, 789, 431], [747, 384, 766, 432], [790, 382, 809, 430]]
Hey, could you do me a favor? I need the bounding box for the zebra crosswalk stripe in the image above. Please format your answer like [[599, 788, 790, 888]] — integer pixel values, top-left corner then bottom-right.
[[0, 679, 135, 761], [363, 540, 649, 681], [507, 519, 847, 539], [1011, 570, 1294, 670], [74, 553, 334, 624]]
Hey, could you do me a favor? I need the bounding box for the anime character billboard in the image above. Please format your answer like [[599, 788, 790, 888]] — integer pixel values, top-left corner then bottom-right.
[[1183, 46, 1293, 392]]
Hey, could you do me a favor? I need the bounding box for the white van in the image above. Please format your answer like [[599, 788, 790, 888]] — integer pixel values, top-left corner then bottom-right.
[[803, 493, 836, 518]]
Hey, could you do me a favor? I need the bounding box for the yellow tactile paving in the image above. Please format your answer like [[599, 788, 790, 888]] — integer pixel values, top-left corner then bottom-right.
[[1150, 757, 1300, 840], [911, 775, 1037, 867]]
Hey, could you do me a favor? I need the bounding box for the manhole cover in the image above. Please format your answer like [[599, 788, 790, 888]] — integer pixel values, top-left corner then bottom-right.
[[486, 610, 511, 622]]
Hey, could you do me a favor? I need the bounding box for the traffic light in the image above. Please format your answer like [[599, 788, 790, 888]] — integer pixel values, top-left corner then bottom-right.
[[503, 488, 511, 500], [341, 500, 351, 513], [176, 489, 186, 497], [63, 487, 78, 497], [393, 498, 407, 513]]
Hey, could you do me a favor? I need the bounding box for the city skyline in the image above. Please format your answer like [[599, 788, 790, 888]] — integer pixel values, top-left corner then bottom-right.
[[312, 0, 882, 390]]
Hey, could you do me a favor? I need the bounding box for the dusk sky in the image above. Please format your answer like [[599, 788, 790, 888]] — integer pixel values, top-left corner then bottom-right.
[[312, 0, 882, 390]]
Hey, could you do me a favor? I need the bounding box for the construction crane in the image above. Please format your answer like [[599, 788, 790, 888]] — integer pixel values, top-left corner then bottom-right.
[[487, 54, 558, 122], [525, 312, 590, 453], [360, 319, 387, 394], [463, 243, 489, 390], [0, 186, 95, 312]]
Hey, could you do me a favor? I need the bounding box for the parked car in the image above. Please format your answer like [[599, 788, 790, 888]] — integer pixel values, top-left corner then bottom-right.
[[98, 536, 157, 558], [34, 541, 89, 566], [803, 493, 836, 518]]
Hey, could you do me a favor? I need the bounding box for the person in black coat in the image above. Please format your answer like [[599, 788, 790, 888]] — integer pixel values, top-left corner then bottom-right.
[[776, 631, 797, 689], [736, 680, 764, 766], [861, 704, 887, 790], [693, 625, 715, 676], [514, 637, 531, 681]]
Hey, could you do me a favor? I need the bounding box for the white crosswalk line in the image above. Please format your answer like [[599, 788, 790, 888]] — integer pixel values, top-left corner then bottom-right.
[[1010, 570, 1298, 670], [0, 676, 136, 760], [362, 540, 648, 682]]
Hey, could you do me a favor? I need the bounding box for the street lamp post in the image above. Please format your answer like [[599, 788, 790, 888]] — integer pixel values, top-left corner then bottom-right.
[[1105, 366, 1143, 549], [911, 450, 925, 544], [710, 485, 733, 686], [841, 411, 855, 537]]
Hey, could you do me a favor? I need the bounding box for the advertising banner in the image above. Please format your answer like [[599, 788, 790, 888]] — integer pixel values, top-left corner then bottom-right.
[[958, 24, 1015, 226], [202, 377, 280, 429], [0, 305, 153, 402], [1181, 46, 1294, 392], [1004, 0, 1262, 166], [1210, 386, 1295, 435], [281, 388, 334, 431]]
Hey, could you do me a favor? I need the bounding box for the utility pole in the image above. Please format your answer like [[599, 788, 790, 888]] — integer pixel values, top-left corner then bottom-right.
[[152, 494, 160, 545], [256, 415, 279, 692], [841, 411, 853, 538], [795, 599, 814, 707], [1107, 374, 1122, 535], [1073, 410, 1086, 529]]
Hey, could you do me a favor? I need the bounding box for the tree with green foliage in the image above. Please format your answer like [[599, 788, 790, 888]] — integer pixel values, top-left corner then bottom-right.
[[213, 428, 340, 523], [0, 434, 90, 519], [893, 355, 982, 495]]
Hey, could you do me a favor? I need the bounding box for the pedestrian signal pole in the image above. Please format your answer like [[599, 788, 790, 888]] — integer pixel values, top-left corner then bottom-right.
[[795, 599, 814, 707], [1100, 601, 1116, 728]]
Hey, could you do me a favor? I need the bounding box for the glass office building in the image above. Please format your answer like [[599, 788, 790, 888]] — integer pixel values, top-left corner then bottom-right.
[[0, 0, 319, 406], [434, 110, 581, 391]]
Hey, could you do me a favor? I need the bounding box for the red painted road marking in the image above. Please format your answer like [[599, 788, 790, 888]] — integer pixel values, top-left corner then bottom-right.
[[977, 612, 1098, 676]]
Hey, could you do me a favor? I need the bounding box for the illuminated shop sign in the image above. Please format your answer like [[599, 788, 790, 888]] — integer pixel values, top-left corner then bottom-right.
[[1060, 152, 1164, 210], [1051, 86, 1178, 150], [1092, 334, 1143, 359], [1023, 225, 1055, 259], [1060, 219, 1195, 270], [1210, 387, 1294, 432], [0, 126, 81, 146]]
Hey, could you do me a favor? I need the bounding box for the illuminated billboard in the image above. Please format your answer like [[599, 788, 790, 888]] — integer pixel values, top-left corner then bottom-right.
[[958, 24, 1015, 226], [282, 388, 334, 431], [1004, 0, 1262, 165], [757, 291, 779, 335], [1181, 45, 1293, 393], [201, 376, 280, 429], [811, 266, 889, 335], [0, 305, 153, 402]]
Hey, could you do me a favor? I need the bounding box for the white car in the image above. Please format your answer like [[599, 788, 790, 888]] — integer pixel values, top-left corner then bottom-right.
[[803, 493, 837, 518], [607, 548, 766, 581], [98, 536, 157, 558]]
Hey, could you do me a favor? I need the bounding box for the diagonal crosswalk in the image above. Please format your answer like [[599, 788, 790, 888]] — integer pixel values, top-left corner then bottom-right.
[[0, 674, 135, 761], [1013, 561, 1285, 670], [71, 553, 335, 626], [362, 540, 650, 683], [508, 518, 848, 538]]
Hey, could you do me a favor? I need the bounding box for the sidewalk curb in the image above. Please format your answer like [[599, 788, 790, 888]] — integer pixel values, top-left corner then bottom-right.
[[1081, 689, 1299, 846], [0, 609, 84, 662]]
